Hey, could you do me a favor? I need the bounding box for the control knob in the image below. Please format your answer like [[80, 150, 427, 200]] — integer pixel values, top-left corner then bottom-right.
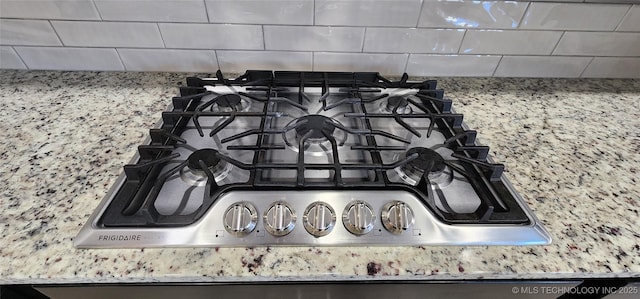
[[342, 201, 375, 235], [223, 201, 258, 236], [381, 201, 414, 234], [264, 201, 296, 236], [303, 202, 336, 237]]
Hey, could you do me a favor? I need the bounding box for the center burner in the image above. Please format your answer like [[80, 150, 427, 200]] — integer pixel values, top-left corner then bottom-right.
[[75, 70, 551, 248], [294, 115, 337, 140], [283, 115, 347, 155]]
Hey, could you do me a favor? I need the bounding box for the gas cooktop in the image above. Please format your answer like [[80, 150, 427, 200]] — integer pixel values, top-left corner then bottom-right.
[[74, 70, 551, 248]]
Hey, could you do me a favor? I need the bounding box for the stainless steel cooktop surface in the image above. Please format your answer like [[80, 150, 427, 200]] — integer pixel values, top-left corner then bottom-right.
[[75, 70, 551, 248]]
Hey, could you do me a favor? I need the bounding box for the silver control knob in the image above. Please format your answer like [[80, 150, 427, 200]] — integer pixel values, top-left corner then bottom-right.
[[342, 201, 375, 235], [264, 201, 296, 236], [223, 201, 258, 236], [381, 201, 414, 234], [303, 201, 336, 237]]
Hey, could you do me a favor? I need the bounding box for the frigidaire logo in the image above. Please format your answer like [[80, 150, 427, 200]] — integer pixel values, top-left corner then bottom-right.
[[98, 234, 141, 241]]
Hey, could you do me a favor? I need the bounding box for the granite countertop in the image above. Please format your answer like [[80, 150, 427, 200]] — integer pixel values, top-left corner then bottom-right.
[[0, 70, 638, 284]]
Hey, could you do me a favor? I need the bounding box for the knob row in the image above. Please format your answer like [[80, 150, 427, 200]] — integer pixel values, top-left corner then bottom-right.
[[222, 200, 414, 237]]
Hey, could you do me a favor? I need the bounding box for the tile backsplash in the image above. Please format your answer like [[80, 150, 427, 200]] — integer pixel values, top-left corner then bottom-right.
[[0, 0, 638, 78]]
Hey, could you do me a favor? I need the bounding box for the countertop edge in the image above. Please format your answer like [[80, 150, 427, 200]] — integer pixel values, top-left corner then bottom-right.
[[3, 273, 640, 285]]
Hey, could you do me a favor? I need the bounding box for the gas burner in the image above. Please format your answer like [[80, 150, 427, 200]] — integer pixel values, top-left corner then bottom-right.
[[381, 96, 412, 114], [180, 149, 233, 186], [209, 94, 249, 112], [295, 115, 336, 140], [396, 147, 454, 187], [283, 115, 347, 156], [187, 148, 221, 171], [406, 147, 446, 173]]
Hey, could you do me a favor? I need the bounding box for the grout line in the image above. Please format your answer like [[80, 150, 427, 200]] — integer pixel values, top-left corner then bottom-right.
[[3, 17, 640, 33], [306, 51, 313, 71], [614, 5, 633, 31], [4, 45, 640, 59], [312, 0, 316, 26], [616, 29, 640, 33], [311, 52, 315, 71], [361, 27, 367, 52], [11, 46, 30, 69], [549, 31, 566, 55], [456, 29, 467, 54], [2, 45, 640, 59], [156, 23, 167, 48], [48, 20, 65, 46], [203, 0, 211, 23], [213, 50, 221, 70], [90, 0, 103, 21], [491, 55, 504, 77], [114, 48, 127, 71], [579, 56, 596, 77], [415, 0, 425, 27], [261, 25, 267, 50], [517, 2, 532, 29], [403, 53, 411, 74]]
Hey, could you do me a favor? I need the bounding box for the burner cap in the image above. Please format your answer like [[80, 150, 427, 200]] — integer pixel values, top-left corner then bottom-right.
[[386, 96, 409, 111], [215, 94, 242, 108], [294, 115, 337, 139], [405, 147, 446, 173], [187, 149, 221, 171]]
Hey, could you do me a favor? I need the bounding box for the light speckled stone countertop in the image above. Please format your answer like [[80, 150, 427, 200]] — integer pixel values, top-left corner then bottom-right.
[[0, 70, 638, 284]]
